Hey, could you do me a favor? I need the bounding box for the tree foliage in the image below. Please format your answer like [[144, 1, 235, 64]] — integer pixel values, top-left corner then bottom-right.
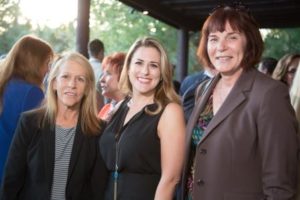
[[263, 28, 300, 60], [0, 0, 299, 74]]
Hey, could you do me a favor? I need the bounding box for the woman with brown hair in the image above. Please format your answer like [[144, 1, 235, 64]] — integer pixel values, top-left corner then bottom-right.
[[179, 4, 298, 200], [100, 37, 185, 200], [0, 35, 54, 183]]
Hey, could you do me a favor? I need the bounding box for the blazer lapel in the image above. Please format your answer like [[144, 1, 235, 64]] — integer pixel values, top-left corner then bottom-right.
[[67, 122, 84, 180], [181, 75, 220, 197], [185, 75, 220, 148], [42, 120, 55, 191], [198, 68, 256, 146]]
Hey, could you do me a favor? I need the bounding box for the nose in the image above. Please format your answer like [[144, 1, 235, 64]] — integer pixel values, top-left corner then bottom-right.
[[142, 64, 149, 75], [99, 73, 105, 83], [67, 77, 76, 87], [217, 38, 227, 51]]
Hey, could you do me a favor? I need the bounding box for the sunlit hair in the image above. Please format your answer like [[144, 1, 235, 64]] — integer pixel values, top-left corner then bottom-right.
[[198, 4, 263, 70], [119, 37, 180, 115], [0, 34, 53, 112], [44, 52, 102, 136], [290, 62, 300, 124], [272, 53, 300, 83], [102, 52, 126, 80]]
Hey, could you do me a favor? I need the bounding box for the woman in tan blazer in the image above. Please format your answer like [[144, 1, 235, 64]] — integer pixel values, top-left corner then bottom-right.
[[179, 3, 299, 200]]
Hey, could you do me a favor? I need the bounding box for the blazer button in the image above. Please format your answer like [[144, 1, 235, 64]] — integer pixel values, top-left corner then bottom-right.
[[199, 148, 207, 154], [197, 179, 205, 186]]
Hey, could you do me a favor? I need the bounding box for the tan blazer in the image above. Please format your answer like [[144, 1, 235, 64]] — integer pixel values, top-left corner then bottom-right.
[[180, 68, 299, 200]]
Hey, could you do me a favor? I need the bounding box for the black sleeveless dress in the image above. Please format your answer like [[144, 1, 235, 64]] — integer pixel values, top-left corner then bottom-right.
[[99, 98, 163, 200]]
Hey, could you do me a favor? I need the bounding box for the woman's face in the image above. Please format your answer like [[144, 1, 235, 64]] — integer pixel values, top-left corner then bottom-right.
[[284, 58, 299, 87], [53, 60, 87, 110], [128, 46, 161, 96], [207, 21, 247, 77], [99, 67, 120, 100]]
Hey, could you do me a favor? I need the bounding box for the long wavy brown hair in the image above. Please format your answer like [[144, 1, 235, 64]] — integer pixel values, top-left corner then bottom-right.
[[0, 34, 53, 112], [118, 37, 180, 115]]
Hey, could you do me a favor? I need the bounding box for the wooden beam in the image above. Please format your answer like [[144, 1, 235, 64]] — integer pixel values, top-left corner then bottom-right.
[[118, 0, 200, 31], [76, 0, 90, 58]]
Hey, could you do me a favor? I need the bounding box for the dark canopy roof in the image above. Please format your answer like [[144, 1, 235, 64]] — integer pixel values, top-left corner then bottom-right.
[[118, 0, 300, 31]]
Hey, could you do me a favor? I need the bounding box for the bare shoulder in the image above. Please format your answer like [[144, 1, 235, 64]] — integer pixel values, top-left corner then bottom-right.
[[162, 102, 184, 116], [158, 102, 185, 138], [159, 102, 184, 125]]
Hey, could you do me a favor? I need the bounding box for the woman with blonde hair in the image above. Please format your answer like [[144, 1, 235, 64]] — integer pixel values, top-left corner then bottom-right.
[[290, 61, 300, 126], [100, 37, 185, 200], [290, 63, 300, 200], [0, 34, 54, 183], [0, 52, 108, 200], [272, 53, 300, 88]]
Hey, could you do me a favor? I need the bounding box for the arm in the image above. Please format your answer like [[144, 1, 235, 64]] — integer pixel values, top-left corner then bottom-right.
[[155, 103, 186, 200], [258, 83, 298, 199], [0, 114, 31, 199]]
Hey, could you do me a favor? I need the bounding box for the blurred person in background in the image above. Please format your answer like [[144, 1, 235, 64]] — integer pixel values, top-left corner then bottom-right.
[[0, 34, 54, 184], [88, 38, 105, 111], [272, 53, 300, 88], [98, 52, 126, 121], [257, 56, 277, 76]]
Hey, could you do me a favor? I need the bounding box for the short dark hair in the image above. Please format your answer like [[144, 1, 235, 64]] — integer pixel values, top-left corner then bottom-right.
[[88, 39, 104, 57], [259, 57, 278, 74], [197, 5, 263, 70]]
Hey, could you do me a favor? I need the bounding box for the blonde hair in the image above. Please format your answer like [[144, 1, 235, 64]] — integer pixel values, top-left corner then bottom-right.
[[119, 37, 180, 114], [290, 62, 300, 126], [0, 34, 53, 111], [272, 53, 300, 83], [44, 52, 102, 135]]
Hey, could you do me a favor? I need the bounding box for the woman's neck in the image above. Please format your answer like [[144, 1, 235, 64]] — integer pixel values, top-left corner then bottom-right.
[[220, 68, 243, 87], [56, 107, 79, 128], [128, 94, 154, 108], [113, 91, 126, 103]]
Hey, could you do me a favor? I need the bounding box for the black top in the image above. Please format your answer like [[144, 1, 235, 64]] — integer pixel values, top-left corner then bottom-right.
[[0, 108, 108, 200], [100, 98, 164, 200]]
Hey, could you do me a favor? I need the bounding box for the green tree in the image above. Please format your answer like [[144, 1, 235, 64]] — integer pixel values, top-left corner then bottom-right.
[[34, 23, 76, 54], [90, 0, 200, 74], [0, 0, 32, 55], [263, 28, 300, 59]]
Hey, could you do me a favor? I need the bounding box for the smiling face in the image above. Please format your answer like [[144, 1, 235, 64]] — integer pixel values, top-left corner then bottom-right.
[[53, 60, 87, 110], [128, 46, 161, 96], [207, 21, 247, 77]]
